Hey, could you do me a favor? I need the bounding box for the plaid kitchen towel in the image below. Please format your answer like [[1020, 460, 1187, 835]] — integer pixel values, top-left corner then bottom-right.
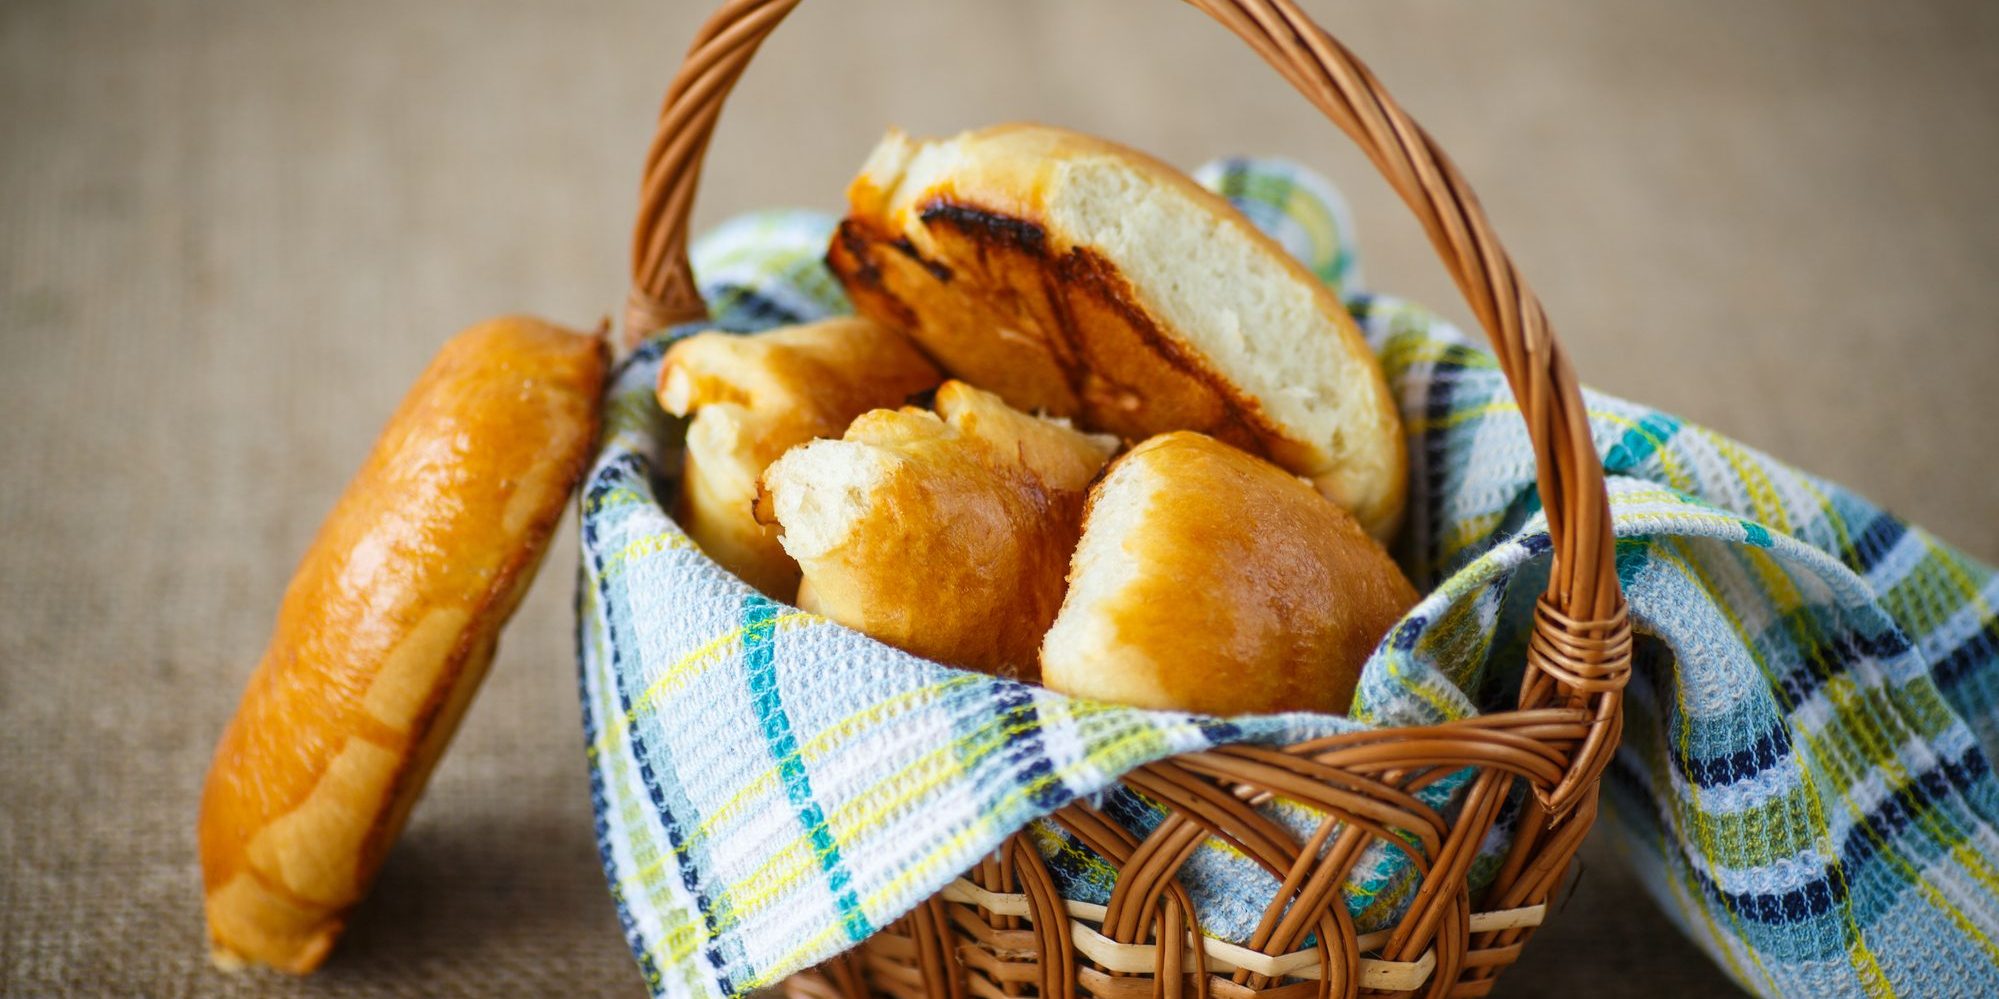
[[577, 161, 1999, 998]]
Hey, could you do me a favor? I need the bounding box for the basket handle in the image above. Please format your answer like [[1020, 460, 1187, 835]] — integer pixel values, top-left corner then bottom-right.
[[625, 0, 1630, 814]]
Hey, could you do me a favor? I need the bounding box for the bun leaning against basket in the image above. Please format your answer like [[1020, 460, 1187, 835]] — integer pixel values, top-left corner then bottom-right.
[[623, 1, 1632, 996], [199, 318, 606, 973]]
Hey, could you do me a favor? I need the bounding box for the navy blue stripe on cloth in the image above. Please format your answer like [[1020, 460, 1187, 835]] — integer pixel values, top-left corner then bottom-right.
[[1849, 513, 1909, 575], [1675, 722, 1792, 789], [1029, 820, 1106, 896], [703, 283, 813, 327], [1697, 860, 1848, 926], [1416, 326, 1461, 584], [1935, 621, 1999, 692], [990, 683, 1071, 812], [577, 563, 667, 995], [588, 479, 735, 996], [1197, 718, 1246, 744], [1836, 749, 1990, 877], [1764, 615, 1913, 715], [614, 333, 673, 380], [1610, 751, 1848, 926]]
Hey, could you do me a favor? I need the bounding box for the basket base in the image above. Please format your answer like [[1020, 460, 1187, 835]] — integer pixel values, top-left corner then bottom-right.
[[777, 875, 1549, 998]]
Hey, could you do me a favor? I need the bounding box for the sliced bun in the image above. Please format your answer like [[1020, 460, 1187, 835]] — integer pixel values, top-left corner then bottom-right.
[[827, 123, 1406, 538], [756, 383, 1115, 678], [1041, 431, 1416, 716], [658, 317, 939, 599]]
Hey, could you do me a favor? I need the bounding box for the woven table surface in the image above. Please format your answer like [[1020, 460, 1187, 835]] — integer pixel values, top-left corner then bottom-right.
[[4, 1, 1995, 996]]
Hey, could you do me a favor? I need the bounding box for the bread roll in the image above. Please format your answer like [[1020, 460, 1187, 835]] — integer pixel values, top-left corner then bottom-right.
[[826, 123, 1407, 539], [199, 317, 605, 973], [931, 379, 1118, 493], [1041, 431, 1416, 717], [756, 382, 1115, 678], [658, 317, 940, 599]]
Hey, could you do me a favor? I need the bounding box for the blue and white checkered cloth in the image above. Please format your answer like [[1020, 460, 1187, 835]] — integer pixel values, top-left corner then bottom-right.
[[577, 159, 1999, 998]]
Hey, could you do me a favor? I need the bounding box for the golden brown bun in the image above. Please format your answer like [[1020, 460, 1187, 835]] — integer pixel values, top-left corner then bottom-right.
[[198, 317, 605, 973], [931, 379, 1119, 493], [826, 123, 1407, 539], [658, 318, 940, 599], [1041, 431, 1416, 717], [756, 382, 1116, 678]]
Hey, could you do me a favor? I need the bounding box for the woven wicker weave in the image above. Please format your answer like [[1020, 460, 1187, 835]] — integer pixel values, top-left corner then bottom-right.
[[621, 2, 1632, 996]]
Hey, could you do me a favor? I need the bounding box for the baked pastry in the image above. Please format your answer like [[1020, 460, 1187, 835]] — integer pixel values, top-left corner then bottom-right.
[[826, 123, 1407, 539], [1041, 431, 1416, 717], [658, 318, 940, 599], [756, 381, 1116, 678], [930, 378, 1117, 494], [199, 316, 606, 973]]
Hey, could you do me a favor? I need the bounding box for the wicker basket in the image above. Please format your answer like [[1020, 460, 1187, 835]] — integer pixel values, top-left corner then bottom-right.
[[619, 2, 1633, 996]]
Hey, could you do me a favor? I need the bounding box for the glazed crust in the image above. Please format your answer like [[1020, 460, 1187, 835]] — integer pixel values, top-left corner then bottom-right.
[[931, 379, 1118, 494], [658, 317, 941, 439], [797, 410, 1075, 679], [826, 124, 1407, 538], [1041, 432, 1417, 717], [659, 318, 940, 599], [756, 384, 1115, 680], [197, 316, 606, 973]]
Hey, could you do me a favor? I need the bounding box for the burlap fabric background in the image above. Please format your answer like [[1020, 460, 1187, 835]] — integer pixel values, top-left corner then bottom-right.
[[4, 2, 1995, 995]]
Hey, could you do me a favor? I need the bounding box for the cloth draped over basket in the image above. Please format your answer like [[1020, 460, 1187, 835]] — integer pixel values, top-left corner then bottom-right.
[[576, 160, 1999, 999]]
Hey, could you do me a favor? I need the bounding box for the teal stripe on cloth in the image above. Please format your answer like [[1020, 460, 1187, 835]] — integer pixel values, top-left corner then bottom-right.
[[1742, 521, 1774, 549], [578, 158, 1999, 999], [1603, 411, 1682, 475], [740, 593, 872, 944]]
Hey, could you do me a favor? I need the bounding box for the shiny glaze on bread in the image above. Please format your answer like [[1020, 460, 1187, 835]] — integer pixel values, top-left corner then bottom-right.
[[198, 317, 605, 973], [1042, 432, 1416, 716]]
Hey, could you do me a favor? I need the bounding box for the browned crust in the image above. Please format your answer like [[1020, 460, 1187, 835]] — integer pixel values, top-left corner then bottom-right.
[[828, 124, 1408, 538], [827, 205, 1314, 474]]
